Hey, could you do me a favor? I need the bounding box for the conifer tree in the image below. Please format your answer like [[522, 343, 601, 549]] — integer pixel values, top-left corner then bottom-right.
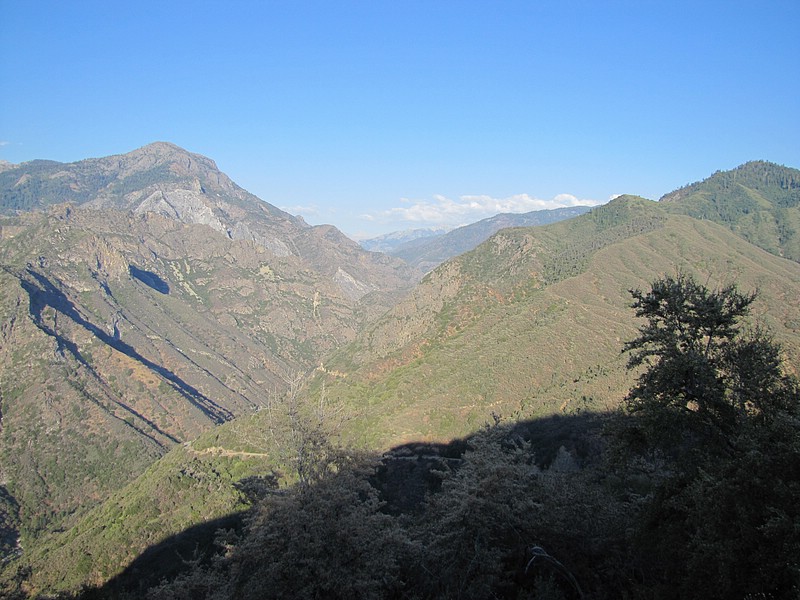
[[623, 273, 759, 457], [622, 274, 800, 599]]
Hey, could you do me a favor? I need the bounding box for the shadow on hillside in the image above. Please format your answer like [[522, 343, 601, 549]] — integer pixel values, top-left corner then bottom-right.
[[17, 266, 233, 426], [86, 412, 609, 598], [128, 265, 170, 294], [92, 514, 246, 600]]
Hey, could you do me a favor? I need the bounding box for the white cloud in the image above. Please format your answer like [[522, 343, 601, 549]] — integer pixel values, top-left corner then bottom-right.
[[365, 193, 602, 228]]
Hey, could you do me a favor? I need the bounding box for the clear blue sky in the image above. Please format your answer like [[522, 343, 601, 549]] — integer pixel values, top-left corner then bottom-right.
[[2, 1, 798, 239]]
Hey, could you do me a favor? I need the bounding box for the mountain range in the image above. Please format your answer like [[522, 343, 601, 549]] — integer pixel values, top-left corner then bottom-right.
[[0, 146, 798, 596], [362, 206, 593, 272], [659, 160, 800, 261], [359, 227, 451, 254], [0, 143, 414, 584]]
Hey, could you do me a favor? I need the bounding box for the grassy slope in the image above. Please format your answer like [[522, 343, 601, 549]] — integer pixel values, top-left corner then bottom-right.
[[0, 206, 406, 589], [15, 408, 301, 593], [19, 445, 273, 592], [660, 160, 800, 261], [12, 197, 800, 594], [311, 204, 800, 449], [390, 206, 592, 272]]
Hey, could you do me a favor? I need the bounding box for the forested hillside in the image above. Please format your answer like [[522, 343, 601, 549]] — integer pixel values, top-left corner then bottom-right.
[[385, 206, 592, 273], [307, 196, 800, 448], [57, 275, 800, 600], [661, 160, 800, 261], [2, 156, 800, 598], [0, 145, 415, 594]]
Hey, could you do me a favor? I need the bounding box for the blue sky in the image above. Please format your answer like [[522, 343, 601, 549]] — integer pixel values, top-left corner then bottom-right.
[[2, 1, 798, 239]]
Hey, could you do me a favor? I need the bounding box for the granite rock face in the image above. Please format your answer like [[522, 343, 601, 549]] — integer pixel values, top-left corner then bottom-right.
[[0, 143, 416, 561], [0, 141, 416, 300]]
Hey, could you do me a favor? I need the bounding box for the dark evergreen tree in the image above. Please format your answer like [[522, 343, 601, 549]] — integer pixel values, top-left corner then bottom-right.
[[623, 273, 758, 458], [621, 274, 800, 599]]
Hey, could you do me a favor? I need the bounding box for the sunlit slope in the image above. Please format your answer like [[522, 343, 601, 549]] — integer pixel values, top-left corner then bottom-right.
[[660, 160, 800, 262], [0, 205, 407, 545], [15, 406, 309, 593], [18, 435, 273, 592], [0, 143, 416, 595], [311, 198, 800, 447], [18, 196, 800, 595]]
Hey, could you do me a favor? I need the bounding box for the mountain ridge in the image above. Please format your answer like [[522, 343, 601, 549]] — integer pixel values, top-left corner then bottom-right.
[[660, 159, 800, 261], [359, 227, 451, 254], [0, 144, 416, 573], [0, 142, 415, 295], [2, 151, 800, 596], [24, 188, 800, 594], [311, 208, 800, 448], [383, 205, 594, 272]]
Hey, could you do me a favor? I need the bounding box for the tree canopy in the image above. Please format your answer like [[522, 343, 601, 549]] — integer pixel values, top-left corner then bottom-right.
[[622, 274, 800, 598], [622, 273, 798, 458], [41, 273, 800, 600]]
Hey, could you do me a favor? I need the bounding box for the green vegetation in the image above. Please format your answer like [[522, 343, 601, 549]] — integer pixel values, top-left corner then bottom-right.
[[662, 160, 800, 261], [5, 443, 272, 594], [542, 196, 666, 284], [2, 153, 800, 598], [5, 209, 800, 596], [623, 273, 762, 451], [612, 275, 800, 598], [388, 206, 592, 272], [50, 274, 795, 600], [0, 160, 112, 212], [309, 202, 800, 451], [0, 201, 411, 592]]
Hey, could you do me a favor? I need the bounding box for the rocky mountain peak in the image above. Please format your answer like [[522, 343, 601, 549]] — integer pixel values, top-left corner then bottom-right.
[[114, 142, 223, 180], [0, 141, 416, 294]]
